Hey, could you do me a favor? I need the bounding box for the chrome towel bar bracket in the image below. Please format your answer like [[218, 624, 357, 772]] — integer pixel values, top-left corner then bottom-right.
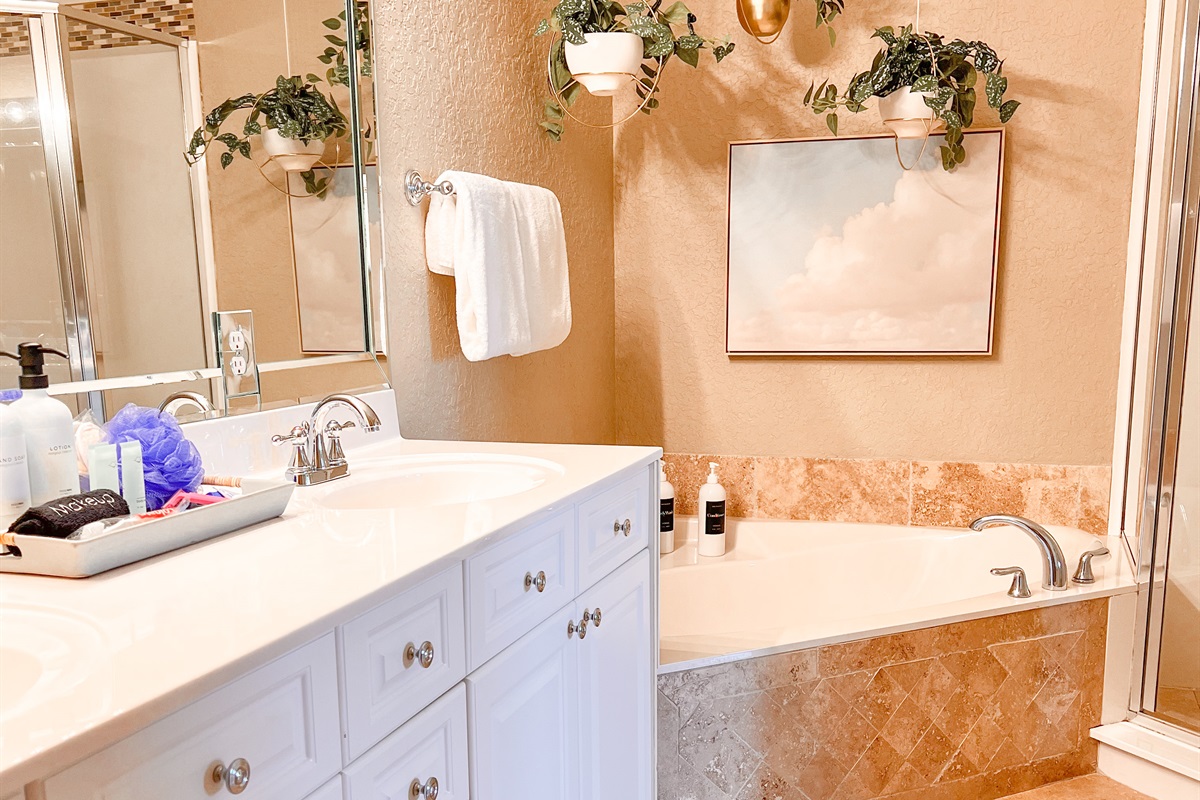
[[405, 169, 455, 206]]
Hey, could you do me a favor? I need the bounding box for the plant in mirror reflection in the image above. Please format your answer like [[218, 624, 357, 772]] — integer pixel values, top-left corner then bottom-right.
[[320, 1, 375, 162], [813, 0, 846, 45], [804, 25, 1020, 171], [535, 0, 734, 141], [184, 75, 348, 198]]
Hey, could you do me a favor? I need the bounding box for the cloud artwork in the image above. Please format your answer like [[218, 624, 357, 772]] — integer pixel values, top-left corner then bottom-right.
[[726, 131, 1003, 355]]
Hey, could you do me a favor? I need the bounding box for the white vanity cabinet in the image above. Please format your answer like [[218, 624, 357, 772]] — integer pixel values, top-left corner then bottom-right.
[[467, 550, 653, 800], [36, 462, 658, 800]]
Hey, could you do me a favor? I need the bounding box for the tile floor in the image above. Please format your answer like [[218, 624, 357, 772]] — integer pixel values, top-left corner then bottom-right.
[[1000, 774, 1153, 799]]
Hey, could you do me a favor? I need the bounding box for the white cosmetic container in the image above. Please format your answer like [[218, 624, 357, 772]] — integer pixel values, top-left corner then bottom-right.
[[697, 462, 727, 557]]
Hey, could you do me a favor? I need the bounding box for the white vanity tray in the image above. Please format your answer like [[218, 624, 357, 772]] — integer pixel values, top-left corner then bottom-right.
[[0, 480, 295, 578]]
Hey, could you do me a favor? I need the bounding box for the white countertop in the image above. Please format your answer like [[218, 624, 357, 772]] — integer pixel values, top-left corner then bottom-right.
[[0, 435, 660, 789]]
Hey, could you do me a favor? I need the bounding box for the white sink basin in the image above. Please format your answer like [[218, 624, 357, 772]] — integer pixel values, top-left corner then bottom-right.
[[317, 454, 565, 510], [0, 604, 106, 721]]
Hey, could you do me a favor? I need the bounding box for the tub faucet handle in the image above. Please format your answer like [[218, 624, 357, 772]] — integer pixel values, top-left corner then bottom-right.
[[991, 566, 1032, 599], [1072, 544, 1110, 584]]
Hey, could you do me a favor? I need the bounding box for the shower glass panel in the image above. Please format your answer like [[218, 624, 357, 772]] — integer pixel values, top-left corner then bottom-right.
[[1150, 261, 1200, 733], [0, 14, 76, 397], [62, 17, 209, 410]]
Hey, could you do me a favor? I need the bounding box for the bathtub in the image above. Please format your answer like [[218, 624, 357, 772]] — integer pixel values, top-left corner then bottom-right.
[[659, 517, 1137, 670]]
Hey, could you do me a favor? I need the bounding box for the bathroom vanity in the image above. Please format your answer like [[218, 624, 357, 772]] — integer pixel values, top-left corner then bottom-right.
[[0, 414, 660, 800]]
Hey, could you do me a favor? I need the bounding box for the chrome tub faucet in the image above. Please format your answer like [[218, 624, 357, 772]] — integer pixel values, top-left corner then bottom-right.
[[971, 514, 1069, 591]]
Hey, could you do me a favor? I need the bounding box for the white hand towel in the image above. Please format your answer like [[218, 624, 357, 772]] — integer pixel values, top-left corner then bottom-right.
[[424, 170, 572, 362]]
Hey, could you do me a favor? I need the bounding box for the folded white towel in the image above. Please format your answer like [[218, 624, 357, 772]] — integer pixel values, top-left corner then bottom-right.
[[424, 171, 572, 362]]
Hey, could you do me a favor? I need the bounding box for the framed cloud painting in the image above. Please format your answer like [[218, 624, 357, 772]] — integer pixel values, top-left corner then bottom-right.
[[726, 130, 1004, 355]]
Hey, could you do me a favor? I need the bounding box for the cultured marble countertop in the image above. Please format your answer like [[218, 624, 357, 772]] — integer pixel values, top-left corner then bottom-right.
[[0, 436, 660, 789]]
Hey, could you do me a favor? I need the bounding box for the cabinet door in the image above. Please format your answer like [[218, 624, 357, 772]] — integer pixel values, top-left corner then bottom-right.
[[466, 604, 581, 800], [578, 550, 653, 800], [343, 684, 470, 800]]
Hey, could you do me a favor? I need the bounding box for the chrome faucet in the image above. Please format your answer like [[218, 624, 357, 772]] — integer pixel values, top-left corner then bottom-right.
[[272, 393, 382, 486], [158, 391, 215, 419], [971, 514, 1069, 591]]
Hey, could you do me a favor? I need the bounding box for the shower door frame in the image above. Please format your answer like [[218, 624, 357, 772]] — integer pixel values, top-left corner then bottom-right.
[[1119, 0, 1200, 741], [1, 2, 217, 417]]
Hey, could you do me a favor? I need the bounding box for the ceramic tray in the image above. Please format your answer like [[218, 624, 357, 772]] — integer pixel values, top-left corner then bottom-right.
[[0, 480, 295, 578]]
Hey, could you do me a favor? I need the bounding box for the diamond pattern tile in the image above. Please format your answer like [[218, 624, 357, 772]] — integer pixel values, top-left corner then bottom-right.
[[658, 600, 1107, 800]]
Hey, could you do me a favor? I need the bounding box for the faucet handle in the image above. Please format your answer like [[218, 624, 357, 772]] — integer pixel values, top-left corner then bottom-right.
[[1072, 544, 1110, 584], [991, 566, 1032, 599], [271, 424, 311, 479], [324, 421, 354, 466]]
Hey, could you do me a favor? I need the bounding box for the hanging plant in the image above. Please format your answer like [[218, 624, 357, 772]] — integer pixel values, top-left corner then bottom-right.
[[535, 0, 734, 141], [184, 75, 349, 197], [813, 0, 845, 45], [804, 25, 1020, 171]]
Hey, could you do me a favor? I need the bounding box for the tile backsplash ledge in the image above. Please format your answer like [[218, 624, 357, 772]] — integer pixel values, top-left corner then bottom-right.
[[662, 454, 1111, 535]]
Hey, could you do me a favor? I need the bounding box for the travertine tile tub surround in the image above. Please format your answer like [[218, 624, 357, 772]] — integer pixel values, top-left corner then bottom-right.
[[662, 454, 1112, 535], [658, 599, 1108, 800]]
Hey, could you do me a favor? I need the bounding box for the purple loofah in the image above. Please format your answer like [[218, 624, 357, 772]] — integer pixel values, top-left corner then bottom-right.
[[105, 404, 205, 510]]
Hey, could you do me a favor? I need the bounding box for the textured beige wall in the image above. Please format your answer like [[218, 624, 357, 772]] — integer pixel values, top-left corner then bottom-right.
[[614, 0, 1145, 465], [371, 0, 617, 443]]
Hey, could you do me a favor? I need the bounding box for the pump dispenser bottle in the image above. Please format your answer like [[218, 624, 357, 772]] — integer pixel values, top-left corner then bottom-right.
[[659, 462, 675, 554], [697, 462, 727, 557], [1, 344, 79, 505], [0, 402, 31, 528]]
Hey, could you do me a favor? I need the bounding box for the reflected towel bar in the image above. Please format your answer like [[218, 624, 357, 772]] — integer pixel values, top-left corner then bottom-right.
[[405, 169, 455, 206]]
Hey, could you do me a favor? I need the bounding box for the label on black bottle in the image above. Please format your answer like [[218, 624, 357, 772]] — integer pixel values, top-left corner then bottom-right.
[[660, 497, 675, 532], [704, 501, 726, 536]]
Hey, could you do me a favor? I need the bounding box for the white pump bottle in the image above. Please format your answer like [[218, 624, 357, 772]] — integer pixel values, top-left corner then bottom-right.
[[697, 462, 727, 557]]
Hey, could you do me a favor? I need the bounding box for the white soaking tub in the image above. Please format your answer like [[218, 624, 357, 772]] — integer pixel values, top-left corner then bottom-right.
[[659, 517, 1136, 671]]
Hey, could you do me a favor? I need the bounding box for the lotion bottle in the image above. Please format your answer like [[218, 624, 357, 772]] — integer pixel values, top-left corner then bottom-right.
[[697, 462, 727, 557], [1, 344, 79, 505], [659, 462, 675, 554], [0, 402, 31, 528]]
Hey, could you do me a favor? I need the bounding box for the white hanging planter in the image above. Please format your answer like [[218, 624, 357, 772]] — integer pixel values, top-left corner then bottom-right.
[[261, 128, 325, 172], [878, 85, 946, 140], [564, 31, 644, 97]]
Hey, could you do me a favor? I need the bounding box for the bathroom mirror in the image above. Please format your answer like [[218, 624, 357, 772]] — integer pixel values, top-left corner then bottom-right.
[[0, 0, 387, 421]]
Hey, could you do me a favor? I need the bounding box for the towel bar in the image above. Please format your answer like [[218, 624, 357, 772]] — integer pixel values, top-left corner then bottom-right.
[[405, 169, 455, 206]]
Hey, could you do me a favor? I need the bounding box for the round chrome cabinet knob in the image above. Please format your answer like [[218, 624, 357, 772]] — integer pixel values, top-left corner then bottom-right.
[[524, 570, 547, 592], [405, 640, 436, 669], [410, 776, 439, 799], [211, 758, 251, 794]]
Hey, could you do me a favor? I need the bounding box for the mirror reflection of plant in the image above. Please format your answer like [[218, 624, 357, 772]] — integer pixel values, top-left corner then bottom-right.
[[320, 2, 375, 161], [813, 0, 845, 45], [535, 0, 734, 141], [319, 2, 372, 87], [185, 75, 348, 197], [804, 25, 1020, 171]]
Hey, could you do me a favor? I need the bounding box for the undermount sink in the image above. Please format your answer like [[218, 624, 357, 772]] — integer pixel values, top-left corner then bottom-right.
[[316, 454, 565, 510], [0, 604, 107, 721]]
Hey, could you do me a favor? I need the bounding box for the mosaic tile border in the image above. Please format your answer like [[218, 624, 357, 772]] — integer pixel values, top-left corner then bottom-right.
[[0, 0, 194, 58], [658, 599, 1108, 800], [662, 454, 1111, 535]]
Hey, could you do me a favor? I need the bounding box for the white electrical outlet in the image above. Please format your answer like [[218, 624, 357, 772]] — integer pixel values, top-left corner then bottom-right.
[[229, 355, 248, 376], [228, 329, 247, 352]]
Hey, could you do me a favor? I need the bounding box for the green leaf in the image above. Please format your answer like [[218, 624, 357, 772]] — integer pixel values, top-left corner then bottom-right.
[[325, 34, 346, 46], [826, 112, 838, 135], [322, 17, 341, 29], [985, 72, 1007, 109], [911, 74, 937, 93], [220, 152, 234, 169], [535, 19, 550, 36], [827, 25, 836, 47], [999, 98, 1020, 123], [242, 118, 262, 136], [804, 82, 814, 105], [560, 17, 587, 45], [661, 1, 691, 24], [675, 33, 703, 50], [677, 44, 699, 67]]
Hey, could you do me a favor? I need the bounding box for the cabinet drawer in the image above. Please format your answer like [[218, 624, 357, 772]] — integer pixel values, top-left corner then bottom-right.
[[466, 508, 575, 670], [44, 634, 341, 800], [341, 564, 467, 760], [305, 776, 345, 800], [577, 471, 650, 590], [343, 684, 470, 800]]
